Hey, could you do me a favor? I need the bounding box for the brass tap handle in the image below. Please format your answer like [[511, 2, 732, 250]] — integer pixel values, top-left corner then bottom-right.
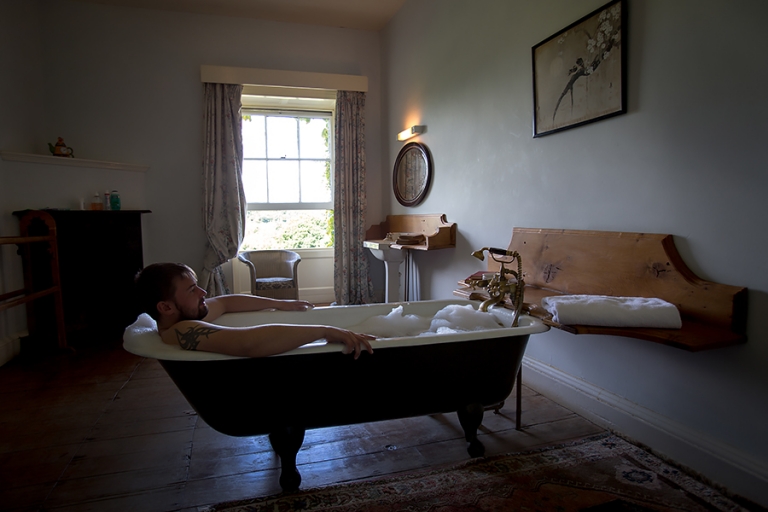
[[469, 246, 526, 326]]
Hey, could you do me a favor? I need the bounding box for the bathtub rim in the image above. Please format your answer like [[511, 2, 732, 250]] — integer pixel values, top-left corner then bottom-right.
[[123, 299, 549, 362]]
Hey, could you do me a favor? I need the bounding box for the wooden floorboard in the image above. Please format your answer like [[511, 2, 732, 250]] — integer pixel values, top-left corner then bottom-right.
[[0, 339, 606, 511]]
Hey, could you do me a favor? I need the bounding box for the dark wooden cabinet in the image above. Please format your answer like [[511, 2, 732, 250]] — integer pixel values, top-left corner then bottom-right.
[[14, 209, 150, 345]]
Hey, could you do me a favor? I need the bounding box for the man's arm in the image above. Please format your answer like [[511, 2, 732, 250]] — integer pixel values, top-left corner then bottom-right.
[[161, 320, 374, 359], [204, 294, 313, 322]]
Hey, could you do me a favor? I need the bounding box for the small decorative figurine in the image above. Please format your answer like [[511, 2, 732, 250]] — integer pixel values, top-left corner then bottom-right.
[[48, 137, 74, 158]]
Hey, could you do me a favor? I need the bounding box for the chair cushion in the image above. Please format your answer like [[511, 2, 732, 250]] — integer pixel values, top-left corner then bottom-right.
[[255, 277, 296, 290]]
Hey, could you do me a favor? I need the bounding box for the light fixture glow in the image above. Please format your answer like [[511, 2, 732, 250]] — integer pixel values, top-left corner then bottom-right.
[[397, 125, 426, 141]]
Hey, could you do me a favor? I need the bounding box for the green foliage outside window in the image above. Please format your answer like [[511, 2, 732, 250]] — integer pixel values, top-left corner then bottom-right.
[[241, 210, 333, 250]]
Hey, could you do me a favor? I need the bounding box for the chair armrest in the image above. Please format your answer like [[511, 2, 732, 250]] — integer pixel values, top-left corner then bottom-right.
[[237, 253, 258, 278]]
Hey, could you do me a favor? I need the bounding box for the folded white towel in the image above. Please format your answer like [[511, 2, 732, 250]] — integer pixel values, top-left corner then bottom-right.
[[541, 295, 682, 328]]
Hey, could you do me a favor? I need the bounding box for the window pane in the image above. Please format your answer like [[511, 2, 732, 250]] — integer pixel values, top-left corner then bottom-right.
[[240, 103, 335, 249], [267, 117, 298, 159], [242, 160, 267, 203], [300, 161, 331, 202], [242, 115, 266, 158], [268, 160, 299, 202], [299, 118, 330, 159], [242, 210, 333, 249]]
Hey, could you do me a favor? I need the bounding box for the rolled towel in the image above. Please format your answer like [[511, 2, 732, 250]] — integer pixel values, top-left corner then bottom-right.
[[541, 295, 682, 328]]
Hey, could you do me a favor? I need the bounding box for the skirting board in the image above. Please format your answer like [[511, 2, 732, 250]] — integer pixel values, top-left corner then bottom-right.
[[298, 286, 335, 305], [0, 334, 22, 367], [522, 356, 768, 507]]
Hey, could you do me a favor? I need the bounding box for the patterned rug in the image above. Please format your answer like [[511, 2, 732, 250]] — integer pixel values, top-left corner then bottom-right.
[[206, 434, 746, 512]]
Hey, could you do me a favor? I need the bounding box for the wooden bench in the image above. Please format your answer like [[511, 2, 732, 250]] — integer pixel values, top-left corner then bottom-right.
[[455, 228, 747, 352]]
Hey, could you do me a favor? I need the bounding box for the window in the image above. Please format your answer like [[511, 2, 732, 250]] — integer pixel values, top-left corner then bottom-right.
[[240, 95, 335, 250]]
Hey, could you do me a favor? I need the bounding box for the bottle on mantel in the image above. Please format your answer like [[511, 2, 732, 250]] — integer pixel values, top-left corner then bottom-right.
[[104, 191, 111, 210], [90, 193, 103, 210], [109, 190, 121, 211]]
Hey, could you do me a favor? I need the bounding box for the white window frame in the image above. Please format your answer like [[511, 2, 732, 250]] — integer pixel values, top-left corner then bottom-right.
[[241, 106, 334, 212]]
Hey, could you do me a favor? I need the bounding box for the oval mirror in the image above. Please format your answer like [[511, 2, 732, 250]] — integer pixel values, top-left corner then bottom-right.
[[393, 142, 432, 207]]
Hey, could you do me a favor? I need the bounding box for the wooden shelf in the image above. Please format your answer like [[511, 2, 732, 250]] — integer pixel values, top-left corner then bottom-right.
[[454, 285, 744, 352], [0, 151, 148, 172], [365, 214, 456, 251], [455, 228, 748, 352]]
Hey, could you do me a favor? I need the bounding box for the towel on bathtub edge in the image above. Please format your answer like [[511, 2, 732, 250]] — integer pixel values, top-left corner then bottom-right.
[[541, 295, 682, 328]]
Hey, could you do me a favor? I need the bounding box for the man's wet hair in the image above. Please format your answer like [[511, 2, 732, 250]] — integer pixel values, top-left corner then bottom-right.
[[135, 263, 196, 320]]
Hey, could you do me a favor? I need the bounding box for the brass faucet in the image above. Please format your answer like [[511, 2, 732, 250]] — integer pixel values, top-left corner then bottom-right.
[[468, 247, 525, 326]]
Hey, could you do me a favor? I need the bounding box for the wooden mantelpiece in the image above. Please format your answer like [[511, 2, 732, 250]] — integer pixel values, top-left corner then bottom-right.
[[365, 214, 456, 251], [454, 228, 747, 351]]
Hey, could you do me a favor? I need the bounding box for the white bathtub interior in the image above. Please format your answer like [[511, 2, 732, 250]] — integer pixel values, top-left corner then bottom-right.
[[123, 299, 549, 362]]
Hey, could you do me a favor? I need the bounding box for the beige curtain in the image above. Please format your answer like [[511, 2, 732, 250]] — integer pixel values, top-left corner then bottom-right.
[[201, 83, 246, 296], [333, 91, 373, 304]]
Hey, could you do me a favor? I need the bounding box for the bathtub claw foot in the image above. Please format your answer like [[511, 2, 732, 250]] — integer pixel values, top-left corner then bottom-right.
[[269, 427, 306, 491], [457, 403, 485, 458], [467, 438, 485, 458], [279, 468, 302, 492]]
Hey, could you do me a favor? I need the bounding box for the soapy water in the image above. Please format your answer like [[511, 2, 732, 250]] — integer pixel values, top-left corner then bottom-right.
[[347, 304, 504, 339]]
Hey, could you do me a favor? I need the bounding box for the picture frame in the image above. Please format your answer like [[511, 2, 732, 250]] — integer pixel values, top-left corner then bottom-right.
[[532, 0, 627, 138]]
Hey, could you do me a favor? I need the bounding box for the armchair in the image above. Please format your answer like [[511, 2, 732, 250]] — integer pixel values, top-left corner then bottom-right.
[[237, 250, 301, 300]]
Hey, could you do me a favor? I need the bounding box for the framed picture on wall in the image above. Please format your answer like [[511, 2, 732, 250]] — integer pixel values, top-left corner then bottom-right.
[[532, 0, 627, 138]]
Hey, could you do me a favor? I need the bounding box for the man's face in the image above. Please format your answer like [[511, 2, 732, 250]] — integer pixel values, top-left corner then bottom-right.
[[171, 273, 209, 321]]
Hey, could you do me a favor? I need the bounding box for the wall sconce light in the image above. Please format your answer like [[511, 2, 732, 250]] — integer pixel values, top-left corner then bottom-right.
[[397, 125, 426, 141]]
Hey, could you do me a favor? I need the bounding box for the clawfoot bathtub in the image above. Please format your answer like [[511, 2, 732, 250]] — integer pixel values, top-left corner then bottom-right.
[[123, 299, 548, 491]]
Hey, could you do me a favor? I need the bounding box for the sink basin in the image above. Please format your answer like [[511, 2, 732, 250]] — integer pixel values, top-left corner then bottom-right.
[[364, 240, 406, 262], [364, 240, 405, 302]]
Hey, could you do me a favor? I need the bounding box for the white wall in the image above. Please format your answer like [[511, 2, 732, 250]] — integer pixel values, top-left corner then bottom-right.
[[382, 0, 768, 505]]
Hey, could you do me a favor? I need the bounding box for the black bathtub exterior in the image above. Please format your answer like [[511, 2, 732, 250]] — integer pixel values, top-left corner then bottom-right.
[[158, 333, 529, 490]]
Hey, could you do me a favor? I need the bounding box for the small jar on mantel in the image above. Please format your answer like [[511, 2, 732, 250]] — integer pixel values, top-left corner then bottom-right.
[[90, 193, 103, 211]]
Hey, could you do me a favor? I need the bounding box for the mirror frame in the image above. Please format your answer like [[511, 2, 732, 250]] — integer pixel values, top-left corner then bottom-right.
[[393, 142, 433, 207]]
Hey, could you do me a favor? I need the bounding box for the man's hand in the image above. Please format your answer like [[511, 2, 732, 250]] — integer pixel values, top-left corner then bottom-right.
[[276, 300, 314, 311], [323, 327, 375, 360]]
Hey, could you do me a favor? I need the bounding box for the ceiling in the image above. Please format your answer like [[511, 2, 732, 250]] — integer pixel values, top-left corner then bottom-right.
[[74, 0, 407, 31]]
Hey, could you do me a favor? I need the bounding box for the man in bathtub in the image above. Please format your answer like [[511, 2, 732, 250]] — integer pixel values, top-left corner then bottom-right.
[[135, 263, 374, 359]]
